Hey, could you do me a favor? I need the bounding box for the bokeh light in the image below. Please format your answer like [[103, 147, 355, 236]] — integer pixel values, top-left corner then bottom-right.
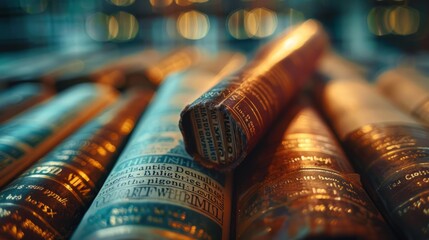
[[20, 0, 47, 14], [368, 6, 419, 36], [108, 16, 119, 39], [86, 12, 111, 41], [86, 11, 138, 42], [227, 9, 251, 39], [112, 11, 139, 41], [389, 6, 419, 35], [176, 10, 210, 40], [367, 7, 392, 36], [245, 8, 278, 38]]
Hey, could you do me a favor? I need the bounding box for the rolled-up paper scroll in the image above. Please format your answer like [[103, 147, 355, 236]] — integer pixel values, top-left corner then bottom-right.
[[0, 90, 151, 240], [0, 84, 53, 123], [322, 79, 429, 239], [236, 101, 393, 239], [0, 83, 116, 188], [180, 19, 329, 171], [71, 52, 245, 240]]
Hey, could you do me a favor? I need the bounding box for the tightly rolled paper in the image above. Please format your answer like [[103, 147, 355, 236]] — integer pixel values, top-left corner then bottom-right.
[[322, 79, 429, 239], [180, 19, 329, 171], [71, 52, 245, 240], [236, 101, 393, 239], [0, 90, 152, 239], [0, 84, 53, 123], [0, 83, 116, 188], [377, 67, 429, 125]]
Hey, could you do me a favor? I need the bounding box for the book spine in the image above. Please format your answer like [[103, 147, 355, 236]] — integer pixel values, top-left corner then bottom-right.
[[72, 54, 242, 240], [322, 79, 429, 239], [0, 84, 53, 123], [0, 83, 117, 187], [236, 103, 392, 239], [0, 90, 151, 239], [180, 19, 329, 171]]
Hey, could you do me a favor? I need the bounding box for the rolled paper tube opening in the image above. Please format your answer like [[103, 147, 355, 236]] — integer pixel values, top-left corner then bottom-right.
[[181, 104, 247, 170], [180, 19, 329, 170]]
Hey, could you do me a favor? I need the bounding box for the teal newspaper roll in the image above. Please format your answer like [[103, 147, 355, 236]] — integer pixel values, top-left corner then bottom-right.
[[0, 83, 117, 187], [0, 83, 53, 123], [71, 53, 244, 240], [0, 90, 151, 239]]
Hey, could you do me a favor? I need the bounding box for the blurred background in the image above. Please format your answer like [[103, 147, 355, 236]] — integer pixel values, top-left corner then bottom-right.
[[1, 0, 429, 87]]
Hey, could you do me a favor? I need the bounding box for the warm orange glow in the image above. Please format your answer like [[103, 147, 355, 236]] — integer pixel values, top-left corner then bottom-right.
[[104, 142, 117, 152], [150, 0, 173, 7], [176, 10, 210, 40], [175, 0, 192, 6], [108, 16, 119, 39], [120, 119, 134, 133], [252, 20, 321, 76], [389, 6, 419, 35], [97, 147, 107, 156]]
